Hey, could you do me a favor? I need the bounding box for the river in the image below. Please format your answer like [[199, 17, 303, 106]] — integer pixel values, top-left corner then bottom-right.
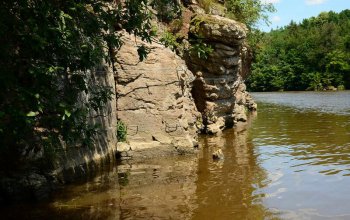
[[2, 91, 350, 220]]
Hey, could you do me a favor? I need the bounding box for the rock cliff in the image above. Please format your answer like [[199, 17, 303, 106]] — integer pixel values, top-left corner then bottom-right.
[[115, 33, 201, 155], [115, 11, 257, 155], [0, 4, 257, 203], [186, 13, 257, 134]]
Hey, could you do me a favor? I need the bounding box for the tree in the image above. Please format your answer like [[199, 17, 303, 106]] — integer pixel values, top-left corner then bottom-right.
[[224, 0, 276, 29], [0, 0, 157, 170], [247, 9, 350, 91]]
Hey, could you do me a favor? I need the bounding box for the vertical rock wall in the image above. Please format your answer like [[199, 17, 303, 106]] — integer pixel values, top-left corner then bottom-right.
[[0, 67, 118, 203], [115, 33, 201, 154], [54, 67, 118, 181], [186, 14, 257, 134]]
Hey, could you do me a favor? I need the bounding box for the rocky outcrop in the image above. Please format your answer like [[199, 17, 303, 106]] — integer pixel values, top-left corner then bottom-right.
[[186, 14, 257, 134], [115, 12, 257, 147], [115, 33, 201, 155]]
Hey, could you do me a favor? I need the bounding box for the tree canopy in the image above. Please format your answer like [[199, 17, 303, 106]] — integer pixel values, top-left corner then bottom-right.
[[196, 0, 275, 29], [225, 0, 275, 29], [247, 10, 350, 91]]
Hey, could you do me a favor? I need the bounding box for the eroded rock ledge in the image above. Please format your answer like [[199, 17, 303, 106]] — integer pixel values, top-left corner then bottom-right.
[[186, 13, 257, 134]]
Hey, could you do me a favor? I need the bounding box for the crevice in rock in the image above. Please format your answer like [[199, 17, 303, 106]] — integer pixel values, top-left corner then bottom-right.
[[152, 136, 159, 142], [116, 73, 143, 85], [191, 78, 207, 131], [117, 81, 179, 97]]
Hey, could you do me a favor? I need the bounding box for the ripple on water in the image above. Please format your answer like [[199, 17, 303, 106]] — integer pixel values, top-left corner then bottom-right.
[[247, 92, 350, 219]]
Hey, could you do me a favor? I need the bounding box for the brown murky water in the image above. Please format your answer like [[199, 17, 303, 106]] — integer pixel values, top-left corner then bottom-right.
[[2, 91, 350, 220]]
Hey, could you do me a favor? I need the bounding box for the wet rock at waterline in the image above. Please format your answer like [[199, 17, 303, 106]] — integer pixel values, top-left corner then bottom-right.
[[0, 173, 50, 203], [212, 148, 224, 160]]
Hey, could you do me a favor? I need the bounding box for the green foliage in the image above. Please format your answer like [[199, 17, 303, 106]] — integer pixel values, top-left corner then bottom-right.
[[197, 0, 215, 12], [194, 0, 276, 65], [190, 16, 205, 37], [198, 0, 226, 16], [168, 18, 184, 34], [247, 10, 350, 92], [0, 0, 166, 169], [338, 85, 346, 91], [150, 0, 182, 22], [196, 0, 276, 32], [160, 31, 180, 51], [224, 0, 275, 29], [190, 42, 213, 59], [188, 16, 214, 59], [117, 120, 127, 142], [189, 38, 214, 59]]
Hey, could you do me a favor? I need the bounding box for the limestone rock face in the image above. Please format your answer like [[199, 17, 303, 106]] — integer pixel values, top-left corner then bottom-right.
[[187, 14, 257, 134], [116, 33, 201, 153], [190, 14, 247, 45]]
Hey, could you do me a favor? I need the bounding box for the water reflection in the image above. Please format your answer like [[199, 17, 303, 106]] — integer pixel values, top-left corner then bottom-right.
[[114, 119, 282, 219], [1, 163, 123, 220], [191, 125, 280, 220], [1, 119, 277, 220], [117, 156, 198, 220]]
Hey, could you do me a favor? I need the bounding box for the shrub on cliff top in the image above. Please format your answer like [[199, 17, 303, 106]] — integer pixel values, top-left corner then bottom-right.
[[224, 0, 276, 29]]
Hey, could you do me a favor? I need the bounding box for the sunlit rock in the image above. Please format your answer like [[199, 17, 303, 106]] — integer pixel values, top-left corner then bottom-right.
[[115, 32, 201, 154], [186, 13, 257, 135]]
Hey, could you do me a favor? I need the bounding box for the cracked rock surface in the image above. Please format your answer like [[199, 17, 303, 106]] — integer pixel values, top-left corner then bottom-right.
[[115, 33, 201, 153]]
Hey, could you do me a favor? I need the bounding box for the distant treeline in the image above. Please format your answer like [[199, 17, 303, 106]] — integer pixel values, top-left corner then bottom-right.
[[247, 9, 350, 91]]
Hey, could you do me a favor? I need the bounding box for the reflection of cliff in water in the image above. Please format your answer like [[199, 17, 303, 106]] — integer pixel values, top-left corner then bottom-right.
[[117, 156, 199, 220], [116, 113, 281, 219], [1, 162, 123, 219], [191, 116, 280, 220], [1, 114, 285, 220]]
